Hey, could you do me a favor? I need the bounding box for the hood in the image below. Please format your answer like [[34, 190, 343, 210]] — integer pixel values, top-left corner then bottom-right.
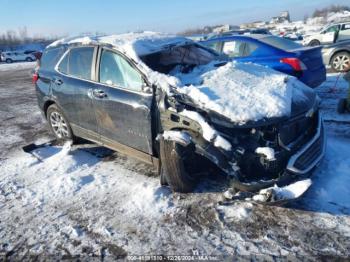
[[172, 61, 316, 126]]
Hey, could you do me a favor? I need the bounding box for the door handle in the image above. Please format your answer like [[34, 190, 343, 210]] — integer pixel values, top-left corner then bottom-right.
[[53, 78, 63, 85], [92, 89, 107, 98]]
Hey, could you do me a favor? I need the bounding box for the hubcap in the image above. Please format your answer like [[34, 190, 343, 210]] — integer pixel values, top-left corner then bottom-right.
[[50, 111, 69, 138], [333, 55, 350, 71]]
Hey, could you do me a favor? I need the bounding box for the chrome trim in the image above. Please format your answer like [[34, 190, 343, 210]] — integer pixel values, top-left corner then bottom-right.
[[287, 114, 326, 174]]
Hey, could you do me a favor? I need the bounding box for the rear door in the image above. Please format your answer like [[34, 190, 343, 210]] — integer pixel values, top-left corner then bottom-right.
[[91, 47, 154, 154], [55, 46, 98, 135]]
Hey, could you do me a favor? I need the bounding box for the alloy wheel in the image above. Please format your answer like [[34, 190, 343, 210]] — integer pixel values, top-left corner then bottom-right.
[[333, 54, 350, 71], [49, 111, 69, 138]]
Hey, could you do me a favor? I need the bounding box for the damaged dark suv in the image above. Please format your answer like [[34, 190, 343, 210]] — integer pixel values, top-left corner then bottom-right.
[[34, 33, 325, 193]]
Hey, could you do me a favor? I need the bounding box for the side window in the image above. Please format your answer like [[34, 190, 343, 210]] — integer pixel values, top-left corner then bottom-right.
[[99, 49, 143, 92], [342, 23, 350, 30], [40, 47, 66, 70], [57, 52, 69, 74], [223, 41, 247, 57], [67, 47, 94, 80], [205, 41, 221, 52], [244, 42, 258, 56], [324, 25, 339, 34]]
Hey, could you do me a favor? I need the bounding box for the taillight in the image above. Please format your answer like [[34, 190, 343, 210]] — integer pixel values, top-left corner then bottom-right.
[[280, 58, 307, 71], [32, 72, 39, 84]]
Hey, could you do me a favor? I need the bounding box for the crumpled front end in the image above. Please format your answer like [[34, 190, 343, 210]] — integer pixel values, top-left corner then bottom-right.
[[159, 88, 325, 193]]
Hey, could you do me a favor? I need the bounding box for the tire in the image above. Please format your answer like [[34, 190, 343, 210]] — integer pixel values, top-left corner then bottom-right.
[[25, 57, 33, 62], [337, 98, 348, 114], [309, 40, 320, 47], [46, 104, 74, 141], [5, 58, 12, 63], [331, 52, 350, 72], [159, 139, 198, 193]]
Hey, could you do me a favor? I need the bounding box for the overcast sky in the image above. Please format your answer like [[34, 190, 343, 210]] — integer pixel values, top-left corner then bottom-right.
[[0, 0, 349, 37]]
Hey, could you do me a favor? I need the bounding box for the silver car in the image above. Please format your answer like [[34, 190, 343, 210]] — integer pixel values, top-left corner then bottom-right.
[[322, 40, 350, 72]]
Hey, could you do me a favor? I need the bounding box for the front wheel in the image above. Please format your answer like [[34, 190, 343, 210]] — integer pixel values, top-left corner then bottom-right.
[[309, 40, 320, 47], [159, 139, 198, 193], [25, 57, 33, 62], [5, 58, 12, 63], [47, 104, 74, 141]]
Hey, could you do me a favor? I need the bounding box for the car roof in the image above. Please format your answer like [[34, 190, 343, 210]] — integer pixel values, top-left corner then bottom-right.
[[204, 34, 271, 41], [47, 32, 192, 61]]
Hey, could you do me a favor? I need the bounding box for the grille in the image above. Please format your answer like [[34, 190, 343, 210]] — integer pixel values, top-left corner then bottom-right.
[[279, 114, 316, 146], [293, 126, 324, 170]]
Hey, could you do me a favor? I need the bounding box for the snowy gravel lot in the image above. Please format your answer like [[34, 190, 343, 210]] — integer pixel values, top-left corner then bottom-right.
[[0, 64, 350, 260]]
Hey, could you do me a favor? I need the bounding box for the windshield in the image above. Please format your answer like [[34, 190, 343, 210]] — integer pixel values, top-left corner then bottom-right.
[[259, 36, 302, 50], [140, 43, 219, 75]]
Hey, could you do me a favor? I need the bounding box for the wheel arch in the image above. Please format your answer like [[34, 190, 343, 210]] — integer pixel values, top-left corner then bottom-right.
[[43, 100, 56, 117]]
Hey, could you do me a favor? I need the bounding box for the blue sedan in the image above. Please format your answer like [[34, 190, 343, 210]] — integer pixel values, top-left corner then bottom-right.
[[201, 34, 326, 88]]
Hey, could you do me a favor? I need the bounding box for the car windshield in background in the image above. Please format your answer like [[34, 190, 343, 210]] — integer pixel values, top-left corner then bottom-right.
[[140, 43, 218, 74], [259, 35, 302, 50]]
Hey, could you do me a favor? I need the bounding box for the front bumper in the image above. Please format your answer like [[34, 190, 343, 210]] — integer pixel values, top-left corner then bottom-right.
[[286, 114, 325, 174], [231, 114, 325, 192]]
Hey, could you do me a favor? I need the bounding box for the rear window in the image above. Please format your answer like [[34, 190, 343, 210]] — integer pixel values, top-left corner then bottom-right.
[[40, 47, 66, 70], [259, 36, 302, 50]]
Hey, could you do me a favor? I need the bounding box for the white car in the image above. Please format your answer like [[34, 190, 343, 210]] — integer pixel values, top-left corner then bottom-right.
[[0, 51, 36, 63], [302, 21, 350, 46]]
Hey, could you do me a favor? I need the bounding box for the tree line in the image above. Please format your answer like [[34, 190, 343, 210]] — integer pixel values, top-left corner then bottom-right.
[[312, 4, 350, 18]]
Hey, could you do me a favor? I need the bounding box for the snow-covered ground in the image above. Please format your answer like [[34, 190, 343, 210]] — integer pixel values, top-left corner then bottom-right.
[[270, 10, 350, 38], [0, 61, 36, 72], [0, 66, 350, 259]]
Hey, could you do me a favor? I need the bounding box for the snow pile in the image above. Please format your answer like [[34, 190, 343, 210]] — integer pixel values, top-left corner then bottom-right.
[[180, 109, 232, 151], [217, 202, 253, 221], [255, 147, 275, 160], [162, 130, 192, 145], [176, 62, 298, 124], [253, 179, 312, 202], [99, 32, 189, 61], [0, 61, 36, 72]]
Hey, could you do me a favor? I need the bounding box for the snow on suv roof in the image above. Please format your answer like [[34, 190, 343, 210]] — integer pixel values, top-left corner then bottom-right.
[[48, 31, 312, 125], [48, 31, 191, 61]]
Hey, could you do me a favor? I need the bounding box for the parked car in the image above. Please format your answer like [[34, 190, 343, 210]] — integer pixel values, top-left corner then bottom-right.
[[1, 51, 36, 63], [201, 34, 326, 88], [302, 21, 350, 46], [205, 28, 271, 40], [34, 33, 325, 193], [322, 40, 350, 72]]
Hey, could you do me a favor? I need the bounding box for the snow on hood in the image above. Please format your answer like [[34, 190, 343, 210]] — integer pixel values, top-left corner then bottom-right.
[[173, 62, 311, 124]]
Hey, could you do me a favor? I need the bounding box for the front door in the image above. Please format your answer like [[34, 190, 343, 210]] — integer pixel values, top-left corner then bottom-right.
[[91, 48, 153, 154]]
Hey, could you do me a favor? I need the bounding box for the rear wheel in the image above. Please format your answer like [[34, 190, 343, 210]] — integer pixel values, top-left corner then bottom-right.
[[309, 40, 320, 47], [159, 139, 198, 193], [25, 57, 33, 62], [331, 52, 350, 72], [47, 104, 74, 141], [5, 58, 12, 63]]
